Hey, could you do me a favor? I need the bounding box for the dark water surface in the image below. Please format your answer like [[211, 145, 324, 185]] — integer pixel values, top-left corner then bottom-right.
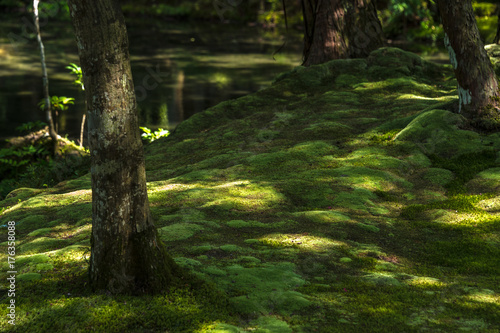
[[0, 15, 303, 143]]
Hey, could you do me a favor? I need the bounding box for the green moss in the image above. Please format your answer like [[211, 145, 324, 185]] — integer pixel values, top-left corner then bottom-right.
[[4, 187, 44, 202], [190, 245, 214, 254], [430, 150, 498, 193], [226, 220, 266, 228], [19, 237, 69, 254], [301, 121, 353, 140], [357, 222, 380, 233], [16, 215, 48, 232], [208, 323, 242, 332], [174, 257, 203, 268], [16, 253, 51, 266], [203, 266, 227, 276], [394, 109, 482, 157], [363, 272, 404, 287], [27, 228, 52, 237], [219, 244, 244, 252], [17, 272, 42, 281], [35, 263, 54, 271], [3, 46, 500, 332], [249, 316, 292, 333], [335, 74, 365, 89], [158, 223, 206, 242], [422, 168, 455, 186], [292, 210, 351, 224]]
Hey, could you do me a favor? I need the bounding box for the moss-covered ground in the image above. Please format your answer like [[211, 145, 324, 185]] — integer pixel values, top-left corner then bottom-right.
[[1, 47, 499, 332]]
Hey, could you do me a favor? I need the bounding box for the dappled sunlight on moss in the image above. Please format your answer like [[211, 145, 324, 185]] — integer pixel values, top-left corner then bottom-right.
[[2, 46, 500, 332], [258, 233, 348, 253]]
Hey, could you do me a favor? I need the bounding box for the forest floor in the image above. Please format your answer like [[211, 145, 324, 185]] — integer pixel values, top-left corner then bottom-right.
[[1, 47, 499, 332]]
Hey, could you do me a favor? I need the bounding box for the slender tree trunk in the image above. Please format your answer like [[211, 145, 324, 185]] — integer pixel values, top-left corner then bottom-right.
[[79, 113, 86, 147], [302, 0, 383, 66], [174, 69, 185, 122], [67, 0, 178, 294], [33, 0, 58, 155], [437, 0, 500, 129]]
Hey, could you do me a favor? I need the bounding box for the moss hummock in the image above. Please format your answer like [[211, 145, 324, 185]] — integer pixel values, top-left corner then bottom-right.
[[1, 47, 499, 332]]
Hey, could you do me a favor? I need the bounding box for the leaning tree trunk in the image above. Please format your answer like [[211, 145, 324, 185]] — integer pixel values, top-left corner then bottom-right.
[[302, 0, 383, 66], [437, 0, 500, 129], [67, 0, 178, 294], [33, 0, 58, 155]]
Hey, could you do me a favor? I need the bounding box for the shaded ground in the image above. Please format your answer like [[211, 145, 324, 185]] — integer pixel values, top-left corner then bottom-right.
[[0, 47, 499, 332]]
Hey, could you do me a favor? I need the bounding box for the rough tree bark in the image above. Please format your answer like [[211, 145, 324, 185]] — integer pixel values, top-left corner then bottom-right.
[[437, 0, 500, 129], [67, 0, 178, 294], [33, 0, 58, 155], [302, 0, 384, 66]]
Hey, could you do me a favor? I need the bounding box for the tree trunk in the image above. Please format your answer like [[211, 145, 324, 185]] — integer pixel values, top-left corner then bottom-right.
[[344, 0, 384, 58], [67, 0, 178, 294], [302, 0, 384, 66], [79, 113, 86, 147], [33, 0, 58, 155], [437, 0, 500, 129]]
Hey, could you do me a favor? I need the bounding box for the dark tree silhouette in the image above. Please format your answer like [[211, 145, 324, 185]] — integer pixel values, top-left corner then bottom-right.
[[302, 0, 384, 66], [67, 0, 179, 294]]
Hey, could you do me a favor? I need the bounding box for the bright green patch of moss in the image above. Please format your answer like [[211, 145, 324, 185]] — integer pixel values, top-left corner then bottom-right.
[[159, 223, 206, 242], [27, 228, 52, 237], [292, 210, 351, 224], [35, 263, 54, 271], [394, 109, 483, 157], [250, 316, 293, 333], [363, 272, 404, 287], [219, 244, 244, 252], [19, 237, 70, 254], [17, 272, 42, 281]]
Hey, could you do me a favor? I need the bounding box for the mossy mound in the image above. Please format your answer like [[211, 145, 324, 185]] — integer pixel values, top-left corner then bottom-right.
[[1, 47, 499, 332], [394, 109, 482, 157]]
